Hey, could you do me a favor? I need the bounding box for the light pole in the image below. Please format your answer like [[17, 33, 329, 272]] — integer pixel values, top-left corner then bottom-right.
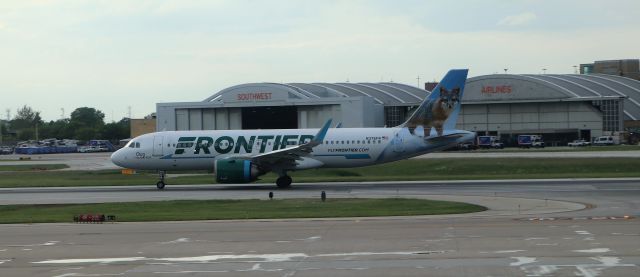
[[503, 68, 508, 74], [542, 68, 547, 74]]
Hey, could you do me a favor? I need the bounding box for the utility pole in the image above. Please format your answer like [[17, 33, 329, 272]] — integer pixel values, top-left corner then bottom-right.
[[542, 68, 547, 74], [503, 68, 508, 74], [416, 76, 421, 88]]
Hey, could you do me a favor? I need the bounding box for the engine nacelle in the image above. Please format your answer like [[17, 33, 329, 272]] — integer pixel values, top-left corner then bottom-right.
[[215, 159, 262, 183]]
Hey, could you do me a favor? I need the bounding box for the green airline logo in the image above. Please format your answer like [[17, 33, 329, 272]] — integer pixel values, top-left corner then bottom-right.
[[174, 135, 314, 155]]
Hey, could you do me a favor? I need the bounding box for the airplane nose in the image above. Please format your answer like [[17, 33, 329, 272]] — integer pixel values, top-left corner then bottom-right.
[[110, 149, 127, 168]]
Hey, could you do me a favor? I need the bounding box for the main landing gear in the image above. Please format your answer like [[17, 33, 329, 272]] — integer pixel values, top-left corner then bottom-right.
[[276, 175, 292, 189], [156, 171, 166, 190]]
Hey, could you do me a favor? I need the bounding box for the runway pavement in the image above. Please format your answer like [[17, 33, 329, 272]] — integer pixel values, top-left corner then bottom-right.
[[1, 179, 639, 276], [2, 149, 640, 171]]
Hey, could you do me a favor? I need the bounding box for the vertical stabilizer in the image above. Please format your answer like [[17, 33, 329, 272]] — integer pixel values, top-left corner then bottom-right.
[[401, 69, 468, 136]]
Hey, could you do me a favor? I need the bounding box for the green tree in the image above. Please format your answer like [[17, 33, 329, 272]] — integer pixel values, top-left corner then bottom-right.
[[10, 105, 43, 140], [17, 129, 35, 141], [69, 107, 105, 140], [40, 119, 74, 139], [102, 118, 130, 141], [70, 107, 105, 128], [75, 127, 97, 141]]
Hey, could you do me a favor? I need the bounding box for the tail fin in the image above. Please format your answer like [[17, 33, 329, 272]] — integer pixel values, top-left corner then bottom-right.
[[401, 69, 468, 135]]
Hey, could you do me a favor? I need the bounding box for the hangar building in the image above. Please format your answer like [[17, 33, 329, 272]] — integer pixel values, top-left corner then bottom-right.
[[157, 82, 426, 131], [156, 74, 640, 146], [461, 74, 640, 145]]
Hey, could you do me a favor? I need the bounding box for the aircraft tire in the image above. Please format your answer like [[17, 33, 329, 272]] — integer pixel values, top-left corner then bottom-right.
[[276, 176, 292, 188], [156, 181, 166, 190]]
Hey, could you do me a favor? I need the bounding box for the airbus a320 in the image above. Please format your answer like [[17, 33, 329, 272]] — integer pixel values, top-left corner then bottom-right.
[[111, 69, 474, 189]]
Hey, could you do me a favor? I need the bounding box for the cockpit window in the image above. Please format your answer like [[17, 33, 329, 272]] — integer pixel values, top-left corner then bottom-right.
[[135, 142, 141, 148], [127, 141, 135, 148]]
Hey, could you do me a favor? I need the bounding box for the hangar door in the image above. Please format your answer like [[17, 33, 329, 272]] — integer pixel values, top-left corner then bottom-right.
[[242, 106, 297, 129]]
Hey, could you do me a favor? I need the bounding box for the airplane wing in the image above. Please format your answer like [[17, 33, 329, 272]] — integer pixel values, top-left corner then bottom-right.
[[247, 119, 332, 169]]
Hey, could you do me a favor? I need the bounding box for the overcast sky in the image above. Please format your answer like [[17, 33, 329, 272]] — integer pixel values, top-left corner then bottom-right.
[[2, 0, 639, 121]]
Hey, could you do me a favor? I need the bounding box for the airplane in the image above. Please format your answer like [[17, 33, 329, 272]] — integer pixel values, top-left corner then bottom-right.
[[111, 69, 475, 189]]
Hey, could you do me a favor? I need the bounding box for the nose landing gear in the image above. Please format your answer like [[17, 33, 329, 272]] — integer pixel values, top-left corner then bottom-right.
[[156, 171, 166, 190]]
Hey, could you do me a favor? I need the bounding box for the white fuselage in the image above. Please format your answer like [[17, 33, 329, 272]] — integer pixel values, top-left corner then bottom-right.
[[111, 127, 475, 172]]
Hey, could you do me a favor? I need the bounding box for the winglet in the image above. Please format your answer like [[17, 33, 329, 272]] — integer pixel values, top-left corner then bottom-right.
[[311, 119, 332, 144], [335, 122, 342, 128]]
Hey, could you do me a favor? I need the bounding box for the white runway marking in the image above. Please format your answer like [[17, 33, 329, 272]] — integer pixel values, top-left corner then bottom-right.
[[510, 257, 536, 266], [10, 241, 59, 247], [480, 250, 525, 254], [0, 259, 12, 264], [33, 250, 428, 265], [297, 236, 321, 242], [160, 238, 191, 244], [35, 257, 147, 264], [572, 248, 611, 253], [52, 273, 124, 277], [154, 271, 229, 274], [517, 256, 636, 277], [575, 230, 592, 235]]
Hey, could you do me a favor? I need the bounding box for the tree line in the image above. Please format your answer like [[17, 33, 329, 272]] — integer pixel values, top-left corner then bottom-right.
[[1, 105, 130, 143]]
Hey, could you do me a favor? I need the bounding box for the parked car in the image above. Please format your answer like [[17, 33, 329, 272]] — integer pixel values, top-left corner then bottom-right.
[[0, 146, 14, 155], [593, 136, 615, 146], [568, 139, 590, 147]]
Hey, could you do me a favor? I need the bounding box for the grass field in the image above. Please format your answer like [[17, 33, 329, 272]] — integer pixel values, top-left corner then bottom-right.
[[0, 164, 68, 171], [0, 157, 639, 188], [0, 198, 486, 224]]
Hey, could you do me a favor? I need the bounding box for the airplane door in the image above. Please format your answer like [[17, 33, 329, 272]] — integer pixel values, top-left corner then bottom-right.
[[392, 133, 405, 153], [153, 136, 164, 157]]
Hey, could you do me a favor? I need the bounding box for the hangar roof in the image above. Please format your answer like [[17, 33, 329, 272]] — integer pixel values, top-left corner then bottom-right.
[[204, 82, 427, 106], [202, 74, 640, 120], [466, 74, 640, 121]]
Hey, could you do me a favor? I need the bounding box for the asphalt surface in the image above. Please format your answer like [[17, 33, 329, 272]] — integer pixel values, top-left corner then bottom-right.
[[1, 151, 640, 276], [2, 150, 640, 171], [1, 179, 640, 276]]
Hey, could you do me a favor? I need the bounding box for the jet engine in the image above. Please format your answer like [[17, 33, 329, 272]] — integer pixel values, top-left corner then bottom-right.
[[215, 159, 263, 183]]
